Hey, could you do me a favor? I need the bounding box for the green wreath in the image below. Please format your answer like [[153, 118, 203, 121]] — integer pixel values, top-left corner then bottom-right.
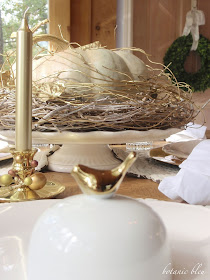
[[163, 34, 210, 92]]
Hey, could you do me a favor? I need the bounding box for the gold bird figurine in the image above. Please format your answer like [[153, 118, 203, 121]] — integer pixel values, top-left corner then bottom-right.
[[71, 152, 137, 197]]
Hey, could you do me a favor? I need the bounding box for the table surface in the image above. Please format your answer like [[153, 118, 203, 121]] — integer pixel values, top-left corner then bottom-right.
[[45, 171, 171, 201], [44, 130, 210, 202], [44, 140, 172, 202]]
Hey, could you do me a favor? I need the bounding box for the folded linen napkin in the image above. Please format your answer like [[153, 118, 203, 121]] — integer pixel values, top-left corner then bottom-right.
[[166, 122, 206, 142], [0, 140, 10, 153], [158, 140, 210, 205]]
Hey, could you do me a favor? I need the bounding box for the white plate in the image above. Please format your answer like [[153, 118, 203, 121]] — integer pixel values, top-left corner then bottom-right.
[[0, 198, 210, 280], [0, 200, 56, 280], [163, 140, 202, 159], [0, 153, 12, 162]]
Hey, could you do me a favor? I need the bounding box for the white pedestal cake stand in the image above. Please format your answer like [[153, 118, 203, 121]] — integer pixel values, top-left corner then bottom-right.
[[0, 128, 180, 173]]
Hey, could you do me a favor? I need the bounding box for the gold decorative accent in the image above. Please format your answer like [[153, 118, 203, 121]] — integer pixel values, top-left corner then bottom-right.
[[0, 148, 65, 202], [0, 181, 65, 203], [11, 148, 37, 180], [29, 172, 47, 190], [71, 152, 137, 197], [16, 8, 33, 151], [150, 146, 184, 166], [0, 12, 66, 202]]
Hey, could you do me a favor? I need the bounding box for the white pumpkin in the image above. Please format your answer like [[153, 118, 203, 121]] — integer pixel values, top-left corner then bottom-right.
[[114, 50, 147, 81], [32, 48, 147, 87]]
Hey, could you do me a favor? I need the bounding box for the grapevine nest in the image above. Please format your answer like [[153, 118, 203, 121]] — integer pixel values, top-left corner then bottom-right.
[[0, 24, 198, 133]]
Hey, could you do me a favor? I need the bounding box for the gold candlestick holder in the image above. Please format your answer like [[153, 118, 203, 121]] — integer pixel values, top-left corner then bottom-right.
[[0, 10, 65, 203], [0, 148, 65, 203]]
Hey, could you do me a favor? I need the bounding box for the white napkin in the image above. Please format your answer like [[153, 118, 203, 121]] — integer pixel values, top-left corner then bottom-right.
[[158, 140, 210, 205], [0, 140, 10, 153], [166, 122, 206, 142]]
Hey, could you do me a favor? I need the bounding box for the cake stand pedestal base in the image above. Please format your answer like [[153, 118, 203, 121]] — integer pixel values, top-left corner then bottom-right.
[[48, 144, 121, 172]]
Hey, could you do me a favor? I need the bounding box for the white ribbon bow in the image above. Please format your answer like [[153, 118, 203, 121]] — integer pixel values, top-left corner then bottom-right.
[[182, 9, 205, 50]]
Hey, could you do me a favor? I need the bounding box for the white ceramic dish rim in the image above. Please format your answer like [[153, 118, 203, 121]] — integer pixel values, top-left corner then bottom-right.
[[0, 128, 180, 145]]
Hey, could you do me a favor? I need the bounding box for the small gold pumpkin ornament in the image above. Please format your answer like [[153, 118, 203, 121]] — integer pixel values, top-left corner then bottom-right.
[[24, 176, 33, 186], [15, 155, 24, 163], [0, 174, 13, 186], [29, 173, 47, 190]]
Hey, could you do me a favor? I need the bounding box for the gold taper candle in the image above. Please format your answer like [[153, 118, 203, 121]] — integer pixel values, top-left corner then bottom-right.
[[16, 9, 32, 151]]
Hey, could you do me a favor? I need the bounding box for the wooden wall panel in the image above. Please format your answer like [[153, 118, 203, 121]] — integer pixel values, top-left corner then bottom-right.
[[198, 1, 210, 37], [133, 0, 210, 127], [192, 0, 210, 127], [133, 0, 192, 65], [91, 0, 117, 48], [70, 0, 92, 46], [70, 0, 116, 48], [49, 0, 71, 42]]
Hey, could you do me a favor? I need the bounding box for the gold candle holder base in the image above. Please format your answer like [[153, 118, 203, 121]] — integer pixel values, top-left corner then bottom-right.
[[0, 181, 65, 203], [0, 149, 65, 203]]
